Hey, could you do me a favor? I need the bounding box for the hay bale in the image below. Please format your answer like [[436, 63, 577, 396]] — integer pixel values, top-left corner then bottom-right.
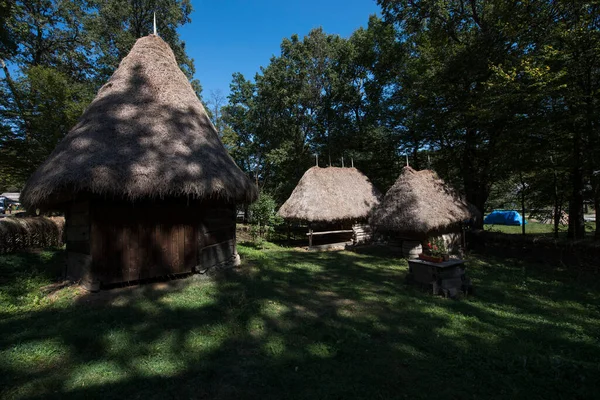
[[0, 217, 64, 253]]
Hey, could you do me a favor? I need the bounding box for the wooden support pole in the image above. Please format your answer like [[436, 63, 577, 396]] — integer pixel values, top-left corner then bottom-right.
[[308, 225, 313, 247]]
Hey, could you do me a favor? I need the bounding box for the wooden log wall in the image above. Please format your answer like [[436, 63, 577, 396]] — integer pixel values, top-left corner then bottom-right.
[[352, 223, 373, 245], [90, 201, 200, 285], [65, 201, 93, 285], [197, 204, 236, 272], [81, 199, 239, 286]]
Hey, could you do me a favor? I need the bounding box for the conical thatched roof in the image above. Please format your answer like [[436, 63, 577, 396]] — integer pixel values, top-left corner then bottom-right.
[[371, 167, 475, 236], [278, 166, 381, 222], [22, 35, 257, 209]]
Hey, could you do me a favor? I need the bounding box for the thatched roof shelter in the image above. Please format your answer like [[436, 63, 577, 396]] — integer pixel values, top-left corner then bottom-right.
[[278, 166, 381, 222], [19, 34, 256, 289], [371, 166, 475, 237], [22, 34, 256, 210]]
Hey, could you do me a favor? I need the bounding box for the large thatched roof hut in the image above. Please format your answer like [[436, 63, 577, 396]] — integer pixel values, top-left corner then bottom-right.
[[21, 35, 257, 289], [371, 166, 475, 239], [278, 166, 381, 247]]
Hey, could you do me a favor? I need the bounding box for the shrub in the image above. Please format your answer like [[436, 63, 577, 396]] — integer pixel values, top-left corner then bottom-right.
[[0, 217, 65, 254], [249, 192, 283, 246]]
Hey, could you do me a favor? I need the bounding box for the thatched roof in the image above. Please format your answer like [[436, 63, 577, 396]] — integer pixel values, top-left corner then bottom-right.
[[278, 166, 381, 222], [371, 166, 475, 236], [22, 35, 257, 209]]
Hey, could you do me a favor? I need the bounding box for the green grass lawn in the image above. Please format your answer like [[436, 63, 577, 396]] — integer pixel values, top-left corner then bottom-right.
[[1, 244, 600, 399], [484, 221, 596, 237]]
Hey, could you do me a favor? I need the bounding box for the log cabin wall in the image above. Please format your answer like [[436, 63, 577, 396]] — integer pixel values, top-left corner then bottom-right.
[[197, 204, 237, 272], [85, 198, 237, 287], [352, 223, 373, 245], [65, 200, 93, 285]]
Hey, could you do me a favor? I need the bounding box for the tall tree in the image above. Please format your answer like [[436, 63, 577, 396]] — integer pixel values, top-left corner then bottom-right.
[[0, 0, 202, 191], [377, 1, 549, 226]]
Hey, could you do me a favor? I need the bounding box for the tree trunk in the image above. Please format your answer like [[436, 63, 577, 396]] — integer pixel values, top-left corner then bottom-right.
[[553, 160, 560, 239], [567, 130, 585, 239], [594, 176, 600, 240], [520, 172, 526, 235], [462, 128, 488, 229]]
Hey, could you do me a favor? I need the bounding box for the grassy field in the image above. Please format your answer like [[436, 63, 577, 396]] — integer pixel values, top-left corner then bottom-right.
[[1, 244, 600, 399], [484, 221, 596, 237]]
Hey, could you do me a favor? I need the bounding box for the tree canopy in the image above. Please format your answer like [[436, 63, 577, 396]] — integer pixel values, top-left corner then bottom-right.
[[1, 0, 599, 240], [0, 0, 200, 189]]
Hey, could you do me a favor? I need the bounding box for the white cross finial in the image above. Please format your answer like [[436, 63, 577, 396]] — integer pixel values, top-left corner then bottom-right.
[[153, 12, 157, 35]]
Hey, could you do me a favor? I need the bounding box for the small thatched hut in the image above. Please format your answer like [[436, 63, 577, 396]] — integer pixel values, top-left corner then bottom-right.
[[371, 167, 476, 252], [21, 35, 257, 289], [278, 166, 381, 247]]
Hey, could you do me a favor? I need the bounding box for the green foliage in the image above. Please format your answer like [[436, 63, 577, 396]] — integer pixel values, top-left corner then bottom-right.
[[0, 249, 69, 313], [0, 0, 201, 189], [424, 236, 447, 257], [223, 22, 400, 201], [0, 0, 17, 58], [0, 66, 94, 186], [248, 192, 283, 244]]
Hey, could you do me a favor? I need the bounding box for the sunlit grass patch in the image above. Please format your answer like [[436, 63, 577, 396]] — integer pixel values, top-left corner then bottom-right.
[[1, 243, 600, 399]]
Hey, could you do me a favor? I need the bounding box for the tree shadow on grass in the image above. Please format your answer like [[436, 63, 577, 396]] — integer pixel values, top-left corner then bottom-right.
[[1, 246, 600, 400]]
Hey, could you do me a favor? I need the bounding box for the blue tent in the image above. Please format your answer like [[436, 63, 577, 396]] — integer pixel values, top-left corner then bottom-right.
[[484, 210, 526, 226]]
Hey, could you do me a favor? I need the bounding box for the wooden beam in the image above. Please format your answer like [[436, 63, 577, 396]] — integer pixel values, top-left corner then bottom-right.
[[305, 229, 354, 236]]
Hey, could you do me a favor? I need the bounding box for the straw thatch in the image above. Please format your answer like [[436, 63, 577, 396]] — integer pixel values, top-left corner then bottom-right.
[[371, 166, 475, 236], [278, 166, 381, 222], [0, 216, 64, 254], [22, 35, 257, 209]]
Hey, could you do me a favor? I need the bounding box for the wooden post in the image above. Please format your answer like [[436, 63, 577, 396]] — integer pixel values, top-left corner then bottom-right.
[[287, 222, 291, 245], [308, 224, 313, 247]]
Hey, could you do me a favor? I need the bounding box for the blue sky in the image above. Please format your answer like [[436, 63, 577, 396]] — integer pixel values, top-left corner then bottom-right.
[[179, 0, 380, 98]]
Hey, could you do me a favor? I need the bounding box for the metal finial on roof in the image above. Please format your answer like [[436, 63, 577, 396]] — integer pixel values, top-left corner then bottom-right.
[[342, 157, 344, 168], [153, 12, 157, 35], [315, 154, 319, 166]]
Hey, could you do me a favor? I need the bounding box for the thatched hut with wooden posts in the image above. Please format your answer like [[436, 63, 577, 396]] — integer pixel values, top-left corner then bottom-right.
[[278, 166, 381, 249], [371, 166, 477, 257], [21, 35, 257, 290]]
